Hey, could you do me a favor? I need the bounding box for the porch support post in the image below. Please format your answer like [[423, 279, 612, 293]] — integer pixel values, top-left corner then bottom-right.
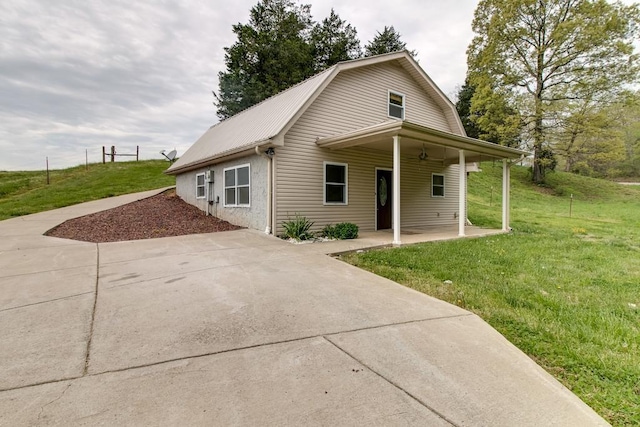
[[393, 135, 401, 245], [458, 149, 466, 237], [502, 159, 511, 231]]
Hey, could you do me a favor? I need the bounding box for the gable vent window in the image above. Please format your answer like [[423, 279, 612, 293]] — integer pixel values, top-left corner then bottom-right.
[[324, 162, 348, 205], [224, 164, 250, 207], [388, 91, 405, 119], [196, 173, 206, 199]]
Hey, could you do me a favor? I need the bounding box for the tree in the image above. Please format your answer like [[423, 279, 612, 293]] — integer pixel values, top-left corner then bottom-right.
[[456, 77, 522, 146], [214, 0, 314, 119], [364, 26, 416, 57], [551, 99, 624, 176], [310, 9, 361, 71], [467, 0, 640, 183], [615, 92, 640, 177], [455, 80, 482, 139]]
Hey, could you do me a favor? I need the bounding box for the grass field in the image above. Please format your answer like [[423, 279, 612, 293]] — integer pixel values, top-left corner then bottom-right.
[[0, 160, 175, 220], [2, 159, 638, 424], [343, 163, 640, 426]]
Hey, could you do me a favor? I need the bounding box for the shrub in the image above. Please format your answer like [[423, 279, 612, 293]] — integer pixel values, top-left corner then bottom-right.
[[322, 222, 358, 240], [282, 214, 314, 241]]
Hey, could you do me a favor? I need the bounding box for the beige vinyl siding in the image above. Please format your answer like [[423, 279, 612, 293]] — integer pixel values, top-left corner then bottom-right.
[[401, 162, 461, 228], [275, 63, 460, 235], [302, 63, 453, 138]]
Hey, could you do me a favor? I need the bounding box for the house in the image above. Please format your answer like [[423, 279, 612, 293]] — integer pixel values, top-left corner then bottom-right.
[[165, 51, 527, 244]]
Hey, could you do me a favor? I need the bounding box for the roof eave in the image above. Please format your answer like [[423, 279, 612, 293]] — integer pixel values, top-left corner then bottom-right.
[[316, 121, 530, 159], [165, 138, 276, 175]]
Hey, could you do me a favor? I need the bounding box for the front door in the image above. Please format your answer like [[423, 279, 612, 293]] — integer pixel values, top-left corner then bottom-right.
[[376, 169, 392, 230]]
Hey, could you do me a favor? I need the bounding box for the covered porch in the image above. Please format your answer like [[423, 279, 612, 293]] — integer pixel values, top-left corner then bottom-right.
[[290, 225, 508, 256], [317, 120, 528, 245]]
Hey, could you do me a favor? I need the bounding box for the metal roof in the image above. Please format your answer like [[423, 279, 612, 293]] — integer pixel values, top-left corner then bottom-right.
[[166, 51, 468, 174], [167, 67, 336, 174]]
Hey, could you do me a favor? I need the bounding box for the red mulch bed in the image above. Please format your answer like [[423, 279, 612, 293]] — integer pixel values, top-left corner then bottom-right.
[[45, 189, 242, 243]]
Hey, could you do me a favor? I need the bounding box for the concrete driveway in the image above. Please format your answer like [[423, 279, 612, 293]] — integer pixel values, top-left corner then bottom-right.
[[0, 190, 608, 426]]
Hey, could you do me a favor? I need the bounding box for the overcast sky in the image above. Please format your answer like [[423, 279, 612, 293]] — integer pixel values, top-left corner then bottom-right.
[[0, 0, 629, 170]]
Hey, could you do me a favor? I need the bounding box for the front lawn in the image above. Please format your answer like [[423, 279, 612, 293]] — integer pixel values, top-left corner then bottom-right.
[[342, 164, 640, 426]]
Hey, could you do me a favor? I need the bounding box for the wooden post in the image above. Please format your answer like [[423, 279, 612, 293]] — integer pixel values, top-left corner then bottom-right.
[[102, 146, 106, 164], [46, 157, 50, 185], [570, 194, 573, 218], [110, 146, 115, 162], [136, 145, 139, 161]]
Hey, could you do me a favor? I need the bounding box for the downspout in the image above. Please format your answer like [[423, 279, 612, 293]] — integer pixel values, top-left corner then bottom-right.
[[255, 146, 273, 234]]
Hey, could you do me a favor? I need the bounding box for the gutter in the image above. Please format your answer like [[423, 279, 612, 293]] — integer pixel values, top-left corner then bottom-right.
[[164, 138, 277, 176]]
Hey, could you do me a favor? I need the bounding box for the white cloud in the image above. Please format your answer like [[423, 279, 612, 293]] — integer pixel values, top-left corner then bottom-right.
[[0, 0, 475, 170]]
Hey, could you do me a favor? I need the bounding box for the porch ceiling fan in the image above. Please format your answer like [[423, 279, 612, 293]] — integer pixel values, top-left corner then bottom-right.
[[418, 144, 428, 161]]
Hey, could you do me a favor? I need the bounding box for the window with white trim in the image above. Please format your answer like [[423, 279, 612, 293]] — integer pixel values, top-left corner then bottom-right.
[[196, 173, 206, 199], [432, 173, 445, 197], [224, 164, 250, 207], [324, 162, 348, 205], [388, 91, 405, 119]]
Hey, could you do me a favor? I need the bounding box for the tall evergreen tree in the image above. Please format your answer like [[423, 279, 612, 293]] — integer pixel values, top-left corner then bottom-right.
[[364, 26, 416, 57], [214, 0, 314, 119], [456, 78, 522, 146], [311, 9, 361, 71], [455, 80, 482, 139]]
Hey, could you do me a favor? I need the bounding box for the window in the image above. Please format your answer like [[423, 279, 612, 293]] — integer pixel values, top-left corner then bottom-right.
[[224, 164, 250, 207], [324, 162, 348, 205], [432, 173, 445, 197], [388, 91, 405, 119], [196, 173, 206, 199]]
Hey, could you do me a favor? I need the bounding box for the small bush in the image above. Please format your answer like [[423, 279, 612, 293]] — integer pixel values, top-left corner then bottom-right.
[[322, 222, 358, 240], [282, 214, 314, 240]]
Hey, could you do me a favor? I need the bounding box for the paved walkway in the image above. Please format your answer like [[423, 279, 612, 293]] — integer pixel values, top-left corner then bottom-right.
[[0, 189, 608, 426]]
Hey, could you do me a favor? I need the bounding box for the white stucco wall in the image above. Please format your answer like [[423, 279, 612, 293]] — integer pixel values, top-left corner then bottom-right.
[[175, 154, 268, 231]]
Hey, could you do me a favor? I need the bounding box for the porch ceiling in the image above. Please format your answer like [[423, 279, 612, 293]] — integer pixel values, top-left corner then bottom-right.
[[316, 120, 529, 163]]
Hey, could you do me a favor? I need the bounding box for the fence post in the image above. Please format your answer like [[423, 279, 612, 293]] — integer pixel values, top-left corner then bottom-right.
[[110, 146, 115, 162], [102, 146, 106, 164], [136, 145, 139, 161]]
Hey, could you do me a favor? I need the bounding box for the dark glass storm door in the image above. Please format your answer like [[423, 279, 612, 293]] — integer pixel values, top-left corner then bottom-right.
[[376, 169, 392, 230]]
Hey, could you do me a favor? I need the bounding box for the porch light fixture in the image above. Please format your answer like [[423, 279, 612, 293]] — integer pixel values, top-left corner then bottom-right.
[[418, 144, 428, 161]]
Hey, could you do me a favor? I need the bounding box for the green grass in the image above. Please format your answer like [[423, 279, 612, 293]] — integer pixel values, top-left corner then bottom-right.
[[343, 163, 640, 426], [0, 160, 175, 220]]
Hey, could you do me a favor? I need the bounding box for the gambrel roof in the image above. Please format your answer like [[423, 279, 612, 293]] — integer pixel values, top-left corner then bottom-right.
[[166, 51, 471, 174]]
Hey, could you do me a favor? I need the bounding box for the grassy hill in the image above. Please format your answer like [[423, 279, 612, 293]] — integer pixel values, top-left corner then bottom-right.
[[3, 160, 639, 424], [0, 160, 175, 220], [345, 163, 640, 426]]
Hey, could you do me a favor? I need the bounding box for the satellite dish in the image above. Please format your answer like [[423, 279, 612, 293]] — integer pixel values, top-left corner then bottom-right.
[[160, 149, 178, 162]]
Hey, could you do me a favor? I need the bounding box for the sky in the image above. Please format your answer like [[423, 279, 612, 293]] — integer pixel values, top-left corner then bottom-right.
[[0, 0, 482, 170], [0, 0, 628, 171]]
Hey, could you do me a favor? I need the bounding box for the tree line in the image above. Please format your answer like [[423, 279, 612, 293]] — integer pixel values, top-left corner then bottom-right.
[[458, 0, 640, 181], [214, 0, 415, 119]]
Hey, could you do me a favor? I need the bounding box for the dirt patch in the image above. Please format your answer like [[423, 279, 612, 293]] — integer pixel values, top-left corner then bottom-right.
[[45, 189, 242, 243]]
